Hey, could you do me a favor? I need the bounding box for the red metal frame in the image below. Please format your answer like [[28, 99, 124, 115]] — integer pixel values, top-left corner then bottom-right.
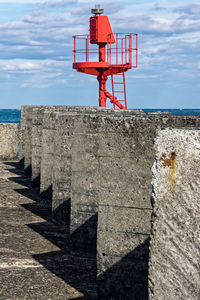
[[73, 25, 138, 109], [73, 33, 138, 67]]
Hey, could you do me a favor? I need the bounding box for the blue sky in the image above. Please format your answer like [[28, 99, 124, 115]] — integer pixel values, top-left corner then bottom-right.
[[0, 0, 199, 109]]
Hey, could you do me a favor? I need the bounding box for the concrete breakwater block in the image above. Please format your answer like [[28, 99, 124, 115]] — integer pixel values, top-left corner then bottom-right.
[[70, 114, 102, 257], [149, 128, 200, 300], [31, 106, 62, 187], [97, 115, 153, 299], [70, 111, 147, 258], [96, 114, 200, 299], [41, 106, 109, 203], [52, 108, 114, 226], [0, 123, 19, 160], [20, 106, 41, 176], [20, 106, 200, 298], [20, 105, 54, 177], [34, 106, 110, 190], [21, 105, 69, 183], [41, 108, 75, 200], [51, 113, 77, 224], [69, 111, 144, 256]]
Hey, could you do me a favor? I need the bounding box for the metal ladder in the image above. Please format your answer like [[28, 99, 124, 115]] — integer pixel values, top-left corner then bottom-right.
[[111, 71, 127, 110]]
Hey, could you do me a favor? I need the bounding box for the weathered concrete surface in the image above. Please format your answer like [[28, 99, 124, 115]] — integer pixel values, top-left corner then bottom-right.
[[70, 114, 100, 256], [97, 114, 200, 299], [149, 128, 200, 300], [52, 109, 115, 225], [20, 105, 60, 181], [97, 115, 153, 299], [0, 123, 19, 160], [0, 161, 97, 299], [70, 111, 146, 257], [20, 106, 41, 176], [32, 106, 54, 187], [41, 106, 106, 202]]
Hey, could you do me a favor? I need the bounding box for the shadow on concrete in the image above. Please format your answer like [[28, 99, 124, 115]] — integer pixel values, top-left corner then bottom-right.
[[4, 161, 20, 168], [98, 238, 150, 300], [27, 221, 69, 251], [5, 167, 24, 175], [52, 198, 71, 226], [4, 162, 31, 188], [68, 297, 96, 300], [14, 188, 42, 202], [19, 157, 24, 168], [24, 164, 32, 178], [32, 174, 40, 188], [32, 250, 97, 298], [6, 161, 150, 299], [40, 184, 53, 205], [71, 213, 97, 258], [8, 177, 31, 188], [20, 202, 52, 222], [5, 161, 97, 298]]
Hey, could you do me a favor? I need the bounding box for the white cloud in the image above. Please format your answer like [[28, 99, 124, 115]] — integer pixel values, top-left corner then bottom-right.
[[0, 0, 199, 91], [40, 0, 78, 8]]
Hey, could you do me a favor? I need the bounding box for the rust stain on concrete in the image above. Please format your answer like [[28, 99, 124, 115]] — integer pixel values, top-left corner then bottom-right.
[[160, 152, 176, 188]]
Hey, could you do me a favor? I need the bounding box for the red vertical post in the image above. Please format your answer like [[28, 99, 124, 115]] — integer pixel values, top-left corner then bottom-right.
[[125, 36, 127, 64], [99, 44, 106, 62], [116, 33, 118, 64], [122, 37, 124, 65], [129, 34, 132, 66], [73, 36, 76, 63], [86, 35, 89, 62], [98, 43, 107, 107], [136, 34, 138, 67]]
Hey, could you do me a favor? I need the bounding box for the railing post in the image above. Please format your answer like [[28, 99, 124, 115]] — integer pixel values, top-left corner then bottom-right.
[[122, 37, 124, 65], [86, 35, 89, 62], [125, 35, 127, 64], [116, 33, 118, 64], [73, 36, 76, 63], [136, 34, 138, 67], [129, 34, 132, 66]]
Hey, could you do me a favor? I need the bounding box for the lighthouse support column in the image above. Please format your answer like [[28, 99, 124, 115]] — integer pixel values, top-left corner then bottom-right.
[[98, 43, 107, 107], [98, 74, 108, 107]]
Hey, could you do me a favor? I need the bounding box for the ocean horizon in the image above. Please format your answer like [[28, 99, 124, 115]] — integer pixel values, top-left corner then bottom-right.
[[1, 108, 200, 123]]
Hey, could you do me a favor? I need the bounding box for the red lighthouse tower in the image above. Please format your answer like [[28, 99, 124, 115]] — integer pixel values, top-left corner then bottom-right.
[[73, 6, 138, 109]]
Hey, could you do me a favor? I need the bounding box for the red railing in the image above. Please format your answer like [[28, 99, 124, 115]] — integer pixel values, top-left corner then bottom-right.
[[73, 33, 138, 68]]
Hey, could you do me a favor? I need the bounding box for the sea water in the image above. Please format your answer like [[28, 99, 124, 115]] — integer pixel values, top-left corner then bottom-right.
[[0, 109, 21, 123]]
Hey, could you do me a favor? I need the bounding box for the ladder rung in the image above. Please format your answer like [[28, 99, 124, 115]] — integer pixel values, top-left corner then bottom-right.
[[113, 82, 124, 84], [114, 91, 124, 93]]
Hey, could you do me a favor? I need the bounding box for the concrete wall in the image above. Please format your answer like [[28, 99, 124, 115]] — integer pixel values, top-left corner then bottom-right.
[[32, 106, 58, 187], [70, 114, 102, 256], [20, 106, 40, 176], [41, 107, 109, 202], [21, 105, 63, 181], [67, 111, 144, 256], [19, 106, 200, 299], [96, 114, 200, 299], [97, 115, 155, 299], [52, 109, 115, 225], [149, 128, 200, 300], [0, 123, 19, 160], [70, 111, 143, 256]]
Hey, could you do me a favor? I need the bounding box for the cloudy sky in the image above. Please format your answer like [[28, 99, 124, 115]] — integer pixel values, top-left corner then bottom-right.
[[0, 0, 199, 108]]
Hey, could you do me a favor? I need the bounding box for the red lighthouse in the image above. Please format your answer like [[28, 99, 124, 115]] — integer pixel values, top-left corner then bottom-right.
[[73, 6, 138, 109]]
